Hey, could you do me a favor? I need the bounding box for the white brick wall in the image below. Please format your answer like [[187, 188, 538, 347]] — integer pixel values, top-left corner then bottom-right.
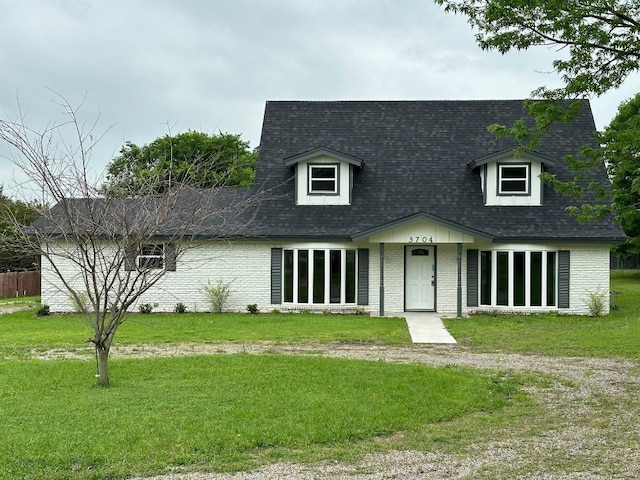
[[565, 246, 611, 315], [42, 239, 611, 316], [42, 241, 274, 313], [435, 244, 459, 315]]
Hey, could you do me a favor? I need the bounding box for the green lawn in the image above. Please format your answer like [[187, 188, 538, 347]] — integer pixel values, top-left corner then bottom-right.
[[1, 271, 639, 478], [0, 354, 517, 479], [0, 311, 410, 360], [443, 270, 640, 360]]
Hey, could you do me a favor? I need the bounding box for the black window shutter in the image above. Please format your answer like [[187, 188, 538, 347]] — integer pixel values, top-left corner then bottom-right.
[[357, 248, 369, 305], [124, 244, 137, 271], [165, 244, 176, 272], [467, 249, 479, 307], [271, 248, 282, 304], [558, 250, 570, 308]]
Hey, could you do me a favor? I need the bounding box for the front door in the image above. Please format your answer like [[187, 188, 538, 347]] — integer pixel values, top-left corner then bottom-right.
[[405, 246, 435, 311]]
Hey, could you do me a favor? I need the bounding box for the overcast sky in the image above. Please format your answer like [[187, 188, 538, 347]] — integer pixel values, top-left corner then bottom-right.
[[1, 0, 638, 198]]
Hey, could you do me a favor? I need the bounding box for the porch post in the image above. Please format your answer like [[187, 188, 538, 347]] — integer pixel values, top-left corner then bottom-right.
[[379, 243, 385, 316], [457, 242, 462, 317]]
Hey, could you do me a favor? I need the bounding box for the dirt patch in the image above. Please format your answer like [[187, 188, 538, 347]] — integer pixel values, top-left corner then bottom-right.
[[0, 304, 29, 315]]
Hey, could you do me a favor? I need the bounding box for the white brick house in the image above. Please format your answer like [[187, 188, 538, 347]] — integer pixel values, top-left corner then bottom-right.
[[38, 100, 624, 316]]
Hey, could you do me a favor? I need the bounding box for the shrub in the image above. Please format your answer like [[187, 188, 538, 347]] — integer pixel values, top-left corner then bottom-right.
[[174, 302, 187, 314], [69, 290, 90, 313], [138, 303, 155, 314], [36, 304, 50, 317], [203, 280, 233, 313], [585, 288, 607, 317], [246, 304, 259, 314]]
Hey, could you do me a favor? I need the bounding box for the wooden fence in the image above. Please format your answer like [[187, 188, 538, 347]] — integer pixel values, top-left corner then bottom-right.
[[0, 271, 41, 298]]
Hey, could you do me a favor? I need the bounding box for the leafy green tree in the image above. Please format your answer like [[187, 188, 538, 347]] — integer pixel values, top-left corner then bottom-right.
[[435, 0, 640, 102], [601, 93, 640, 258], [104, 131, 256, 196], [0, 186, 41, 271]]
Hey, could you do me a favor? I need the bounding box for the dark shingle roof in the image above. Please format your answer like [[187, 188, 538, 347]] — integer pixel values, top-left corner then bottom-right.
[[31, 100, 625, 243], [248, 100, 624, 242]]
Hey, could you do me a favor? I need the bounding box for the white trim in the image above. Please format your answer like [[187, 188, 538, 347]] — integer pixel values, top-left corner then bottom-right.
[[282, 247, 358, 306], [480, 249, 558, 309], [308, 164, 338, 194]]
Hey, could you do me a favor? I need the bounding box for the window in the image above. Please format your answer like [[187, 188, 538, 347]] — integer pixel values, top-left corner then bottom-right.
[[283, 248, 357, 304], [137, 244, 165, 270], [479, 250, 557, 308], [498, 164, 529, 194], [308, 164, 338, 194]]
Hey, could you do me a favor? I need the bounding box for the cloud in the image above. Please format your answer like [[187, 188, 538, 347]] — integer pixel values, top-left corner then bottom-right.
[[0, 0, 636, 196]]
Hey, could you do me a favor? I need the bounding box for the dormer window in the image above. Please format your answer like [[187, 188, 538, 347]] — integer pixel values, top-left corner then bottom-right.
[[498, 163, 530, 195], [283, 147, 365, 206], [309, 164, 338, 194], [468, 148, 555, 207]]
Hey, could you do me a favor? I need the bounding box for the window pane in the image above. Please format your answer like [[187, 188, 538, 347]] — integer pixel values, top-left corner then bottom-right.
[[313, 250, 325, 303], [311, 180, 336, 192], [501, 166, 527, 179], [501, 180, 527, 192], [480, 251, 492, 305], [547, 252, 556, 306], [514, 252, 525, 306], [346, 250, 356, 303], [284, 250, 294, 303], [141, 244, 163, 256], [497, 252, 509, 306], [330, 250, 341, 303], [530, 252, 542, 306], [138, 244, 164, 269], [298, 250, 308, 303], [311, 167, 336, 179]]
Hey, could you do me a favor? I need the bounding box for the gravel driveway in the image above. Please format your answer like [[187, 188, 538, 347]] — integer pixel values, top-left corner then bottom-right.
[[80, 342, 637, 480]]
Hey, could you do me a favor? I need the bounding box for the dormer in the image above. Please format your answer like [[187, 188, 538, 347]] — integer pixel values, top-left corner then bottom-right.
[[283, 147, 365, 206], [467, 148, 556, 207]]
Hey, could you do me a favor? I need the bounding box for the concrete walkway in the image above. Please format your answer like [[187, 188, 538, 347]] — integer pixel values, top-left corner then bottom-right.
[[389, 311, 457, 344]]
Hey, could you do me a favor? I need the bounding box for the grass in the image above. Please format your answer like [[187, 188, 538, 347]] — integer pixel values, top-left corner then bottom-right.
[[0, 294, 39, 307], [0, 311, 411, 359], [0, 355, 518, 479], [443, 270, 640, 360], [1, 271, 639, 478]]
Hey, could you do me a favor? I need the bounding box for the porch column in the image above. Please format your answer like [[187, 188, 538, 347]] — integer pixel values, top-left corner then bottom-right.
[[379, 243, 385, 316], [457, 242, 462, 317]]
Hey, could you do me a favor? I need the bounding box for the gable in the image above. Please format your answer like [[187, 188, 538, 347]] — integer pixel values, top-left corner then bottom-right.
[[353, 214, 482, 244]]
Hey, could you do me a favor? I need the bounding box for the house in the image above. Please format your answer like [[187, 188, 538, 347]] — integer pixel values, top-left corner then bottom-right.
[[39, 100, 625, 316]]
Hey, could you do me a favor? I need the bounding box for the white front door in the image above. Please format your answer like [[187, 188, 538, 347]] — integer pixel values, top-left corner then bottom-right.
[[405, 246, 435, 311]]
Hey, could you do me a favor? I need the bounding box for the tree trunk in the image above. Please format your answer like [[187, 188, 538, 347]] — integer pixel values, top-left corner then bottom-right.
[[96, 345, 110, 386]]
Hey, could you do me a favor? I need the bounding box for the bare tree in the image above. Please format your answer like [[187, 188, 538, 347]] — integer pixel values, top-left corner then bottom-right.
[[0, 94, 259, 385]]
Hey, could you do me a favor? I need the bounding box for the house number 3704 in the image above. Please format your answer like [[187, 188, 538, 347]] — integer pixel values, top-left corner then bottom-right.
[[408, 236, 433, 243]]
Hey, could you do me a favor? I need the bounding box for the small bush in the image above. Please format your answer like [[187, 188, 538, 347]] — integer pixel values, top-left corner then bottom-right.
[[139, 303, 155, 314], [246, 304, 259, 314], [586, 288, 607, 317], [69, 291, 90, 313], [203, 280, 233, 313], [174, 302, 187, 314], [36, 304, 50, 317]]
